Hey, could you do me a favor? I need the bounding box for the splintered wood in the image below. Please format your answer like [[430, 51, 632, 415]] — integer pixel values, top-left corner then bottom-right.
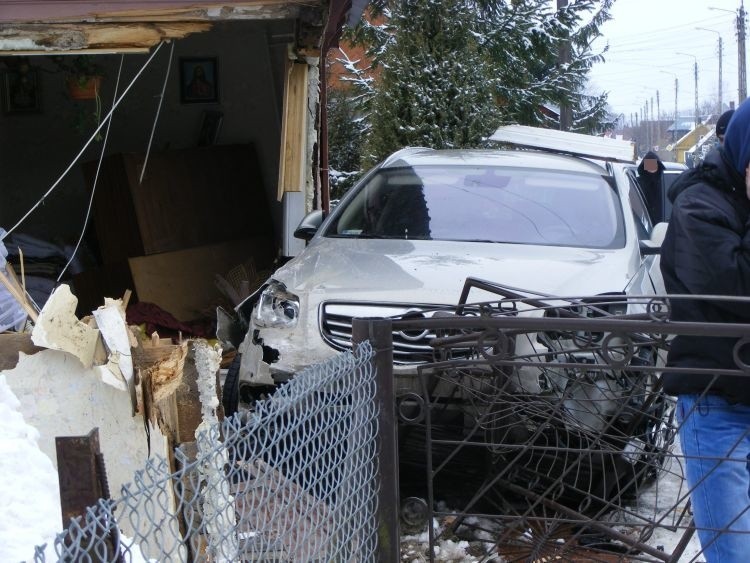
[[135, 334, 191, 442], [135, 337, 188, 403]]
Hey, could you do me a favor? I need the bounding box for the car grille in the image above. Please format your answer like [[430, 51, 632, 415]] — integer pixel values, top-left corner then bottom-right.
[[320, 302, 456, 364]]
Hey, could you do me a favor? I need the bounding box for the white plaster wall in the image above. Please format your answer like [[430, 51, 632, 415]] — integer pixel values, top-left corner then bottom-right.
[[2, 349, 173, 545]]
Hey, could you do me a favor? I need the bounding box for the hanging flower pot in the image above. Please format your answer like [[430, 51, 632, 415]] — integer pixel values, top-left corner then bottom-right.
[[66, 75, 103, 100]]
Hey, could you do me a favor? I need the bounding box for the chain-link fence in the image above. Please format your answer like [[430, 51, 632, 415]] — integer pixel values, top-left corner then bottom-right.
[[34, 341, 379, 562]]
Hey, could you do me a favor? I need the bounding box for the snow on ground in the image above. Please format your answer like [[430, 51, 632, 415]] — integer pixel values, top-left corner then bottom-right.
[[0, 373, 60, 563]]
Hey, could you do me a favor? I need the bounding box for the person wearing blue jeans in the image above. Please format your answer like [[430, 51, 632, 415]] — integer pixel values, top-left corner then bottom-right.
[[676, 395, 750, 561], [661, 97, 750, 562]]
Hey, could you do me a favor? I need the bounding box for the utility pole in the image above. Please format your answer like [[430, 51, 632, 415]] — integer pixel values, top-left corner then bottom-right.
[[719, 34, 724, 110], [678, 52, 700, 127], [659, 70, 679, 122], [710, 3, 746, 103], [656, 90, 661, 146], [739, 2, 747, 101], [694, 60, 700, 125], [696, 27, 723, 112], [650, 96, 654, 149]]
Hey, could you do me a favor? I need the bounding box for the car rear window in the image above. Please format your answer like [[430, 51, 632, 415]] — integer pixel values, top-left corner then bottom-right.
[[325, 165, 626, 249]]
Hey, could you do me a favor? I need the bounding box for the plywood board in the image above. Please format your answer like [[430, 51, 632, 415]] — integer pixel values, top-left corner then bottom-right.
[[128, 237, 273, 322]]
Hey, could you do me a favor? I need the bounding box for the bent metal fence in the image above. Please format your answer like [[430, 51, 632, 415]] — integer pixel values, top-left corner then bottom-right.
[[33, 342, 380, 562], [367, 277, 750, 563]]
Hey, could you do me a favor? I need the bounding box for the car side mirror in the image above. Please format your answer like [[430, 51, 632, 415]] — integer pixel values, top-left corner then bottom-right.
[[293, 210, 324, 241], [639, 222, 668, 255]]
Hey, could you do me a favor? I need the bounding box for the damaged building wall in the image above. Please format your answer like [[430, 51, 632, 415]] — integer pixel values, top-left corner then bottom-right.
[[0, 20, 290, 246], [2, 349, 171, 540]]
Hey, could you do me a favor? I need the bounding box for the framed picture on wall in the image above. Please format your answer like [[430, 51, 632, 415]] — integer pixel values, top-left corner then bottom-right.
[[197, 110, 224, 146], [179, 57, 219, 104], [2, 67, 41, 114]]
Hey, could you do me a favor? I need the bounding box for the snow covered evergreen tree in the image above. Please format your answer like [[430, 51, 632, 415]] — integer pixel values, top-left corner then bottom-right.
[[363, 0, 498, 164], [327, 85, 367, 199], [333, 0, 614, 166]]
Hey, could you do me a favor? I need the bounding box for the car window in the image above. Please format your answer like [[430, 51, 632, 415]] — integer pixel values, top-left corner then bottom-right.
[[326, 165, 626, 249], [627, 175, 652, 240]]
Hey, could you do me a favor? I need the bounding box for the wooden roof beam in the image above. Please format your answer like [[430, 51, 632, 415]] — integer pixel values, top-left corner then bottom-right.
[[0, 22, 213, 52]]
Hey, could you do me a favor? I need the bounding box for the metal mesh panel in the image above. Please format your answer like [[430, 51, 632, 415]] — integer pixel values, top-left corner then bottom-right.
[[34, 342, 378, 562]]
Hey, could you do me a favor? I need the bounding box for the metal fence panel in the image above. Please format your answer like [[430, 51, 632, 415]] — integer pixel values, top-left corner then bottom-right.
[[388, 281, 750, 562], [34, 341, 379, 563]]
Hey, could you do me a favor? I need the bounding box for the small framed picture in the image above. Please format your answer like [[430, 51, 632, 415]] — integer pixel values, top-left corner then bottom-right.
[[2, 68, 41, 114], [197, 110, 224, 146], [179, 57, 219, 104]]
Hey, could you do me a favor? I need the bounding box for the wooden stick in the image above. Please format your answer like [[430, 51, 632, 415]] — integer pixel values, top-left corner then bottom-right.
[[0, 266, 38, 322], [122, 288, 133, 309], [18, 247, 26, 297]]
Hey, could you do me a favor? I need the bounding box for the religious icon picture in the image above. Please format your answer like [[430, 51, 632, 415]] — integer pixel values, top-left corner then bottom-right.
[[2, 66, 41, 114], [180, 57, 219, 104]]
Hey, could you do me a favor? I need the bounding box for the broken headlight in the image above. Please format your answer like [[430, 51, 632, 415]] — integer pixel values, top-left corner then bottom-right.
[[253, 280, 300, 328]]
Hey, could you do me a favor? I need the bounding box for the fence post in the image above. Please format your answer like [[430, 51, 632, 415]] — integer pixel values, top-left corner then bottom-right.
[[352, 317, 399, 562], [56, 427, 106, 527]]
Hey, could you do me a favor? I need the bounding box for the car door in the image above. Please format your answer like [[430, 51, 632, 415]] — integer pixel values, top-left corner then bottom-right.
[[625, 173, 664, 294]]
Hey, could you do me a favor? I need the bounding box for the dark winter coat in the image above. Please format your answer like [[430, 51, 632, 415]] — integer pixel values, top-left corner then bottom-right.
[[637, 151, 666, 223], [659, 146, 750, 403]]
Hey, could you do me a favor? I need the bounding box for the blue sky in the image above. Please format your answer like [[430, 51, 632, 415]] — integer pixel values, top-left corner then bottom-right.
[[588, 0, 745, 123]]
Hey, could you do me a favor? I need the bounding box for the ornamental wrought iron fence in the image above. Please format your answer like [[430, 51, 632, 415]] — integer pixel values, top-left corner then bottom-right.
[[364, 277, 750, 563]]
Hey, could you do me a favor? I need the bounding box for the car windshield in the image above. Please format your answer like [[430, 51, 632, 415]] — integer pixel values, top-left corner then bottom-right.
[[325, 164, 625, 249]]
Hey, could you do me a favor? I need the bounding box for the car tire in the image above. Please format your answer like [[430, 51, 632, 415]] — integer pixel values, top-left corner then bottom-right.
[[222, 353, 241, 418]]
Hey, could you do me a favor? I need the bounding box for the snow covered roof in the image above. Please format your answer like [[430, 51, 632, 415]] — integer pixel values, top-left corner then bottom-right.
[[489, 124, 636, 163]]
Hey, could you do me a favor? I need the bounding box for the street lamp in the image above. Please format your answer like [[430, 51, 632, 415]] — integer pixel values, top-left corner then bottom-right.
[[708, 4, 746, 102], [676, 52, 700, 128], [696, 26, 723, 113]]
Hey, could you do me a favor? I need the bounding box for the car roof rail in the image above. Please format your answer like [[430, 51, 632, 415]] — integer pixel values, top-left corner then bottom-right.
[[488, 124, 636, 164], [382, 146, 434, 167]]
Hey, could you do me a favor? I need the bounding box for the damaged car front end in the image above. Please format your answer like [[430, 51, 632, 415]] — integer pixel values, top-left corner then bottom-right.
[[219, 131, 667, 416]]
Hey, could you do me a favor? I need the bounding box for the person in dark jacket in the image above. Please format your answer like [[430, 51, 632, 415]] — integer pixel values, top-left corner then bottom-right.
[[660, 98, 750, 562], [637, 150, 666, 223]]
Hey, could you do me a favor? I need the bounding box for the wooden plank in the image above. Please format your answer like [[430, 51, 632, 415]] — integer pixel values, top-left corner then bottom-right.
[[0, 333, 42, 371], [0, 22, 211, 52], [0, 1, 297, 25], [128, 237, 272, 322], [277, 61, 309, 200]]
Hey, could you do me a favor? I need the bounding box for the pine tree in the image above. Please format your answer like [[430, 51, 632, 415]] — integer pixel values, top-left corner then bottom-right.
[[363, 0, 499, 164], [327, 85, 367, 199], [334, 0, 615, 166]]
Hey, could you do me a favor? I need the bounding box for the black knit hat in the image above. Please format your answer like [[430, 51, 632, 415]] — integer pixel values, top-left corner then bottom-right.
[[716, 109, 735, 136]]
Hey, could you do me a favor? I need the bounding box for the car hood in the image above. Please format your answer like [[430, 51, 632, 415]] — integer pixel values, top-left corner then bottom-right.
[[271, 238, 635, 304]]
